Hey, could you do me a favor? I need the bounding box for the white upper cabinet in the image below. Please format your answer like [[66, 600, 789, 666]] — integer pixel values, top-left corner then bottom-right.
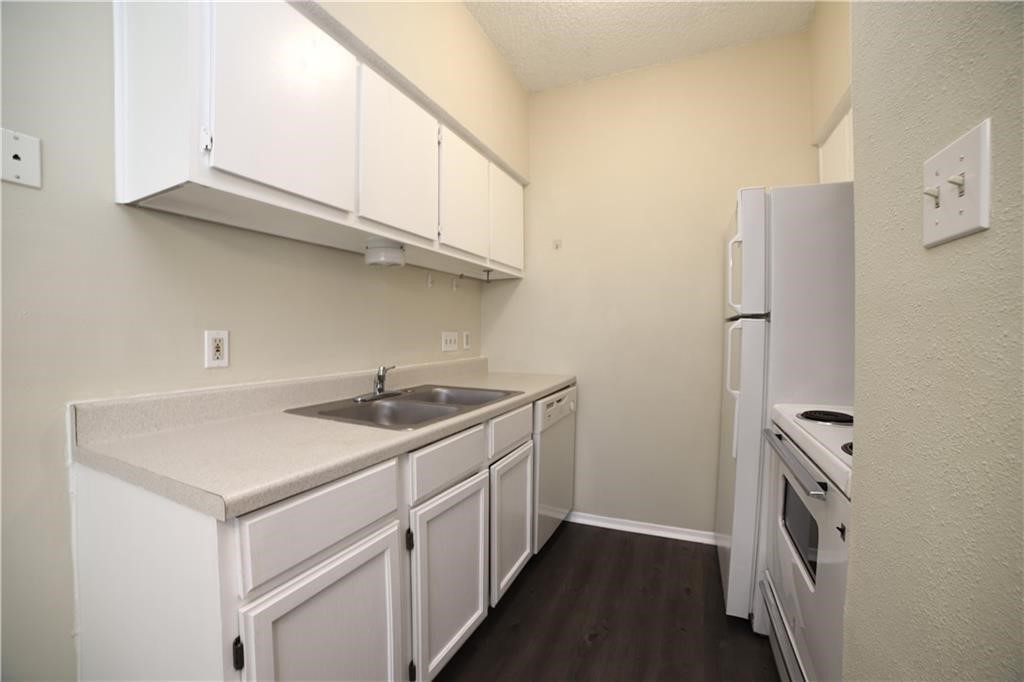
[[114, 1, 526, 280], [358, 66, 439, 240], [489, 164, 525, 270], [210, 2, 357, 211], [439, 127, 490, 258]]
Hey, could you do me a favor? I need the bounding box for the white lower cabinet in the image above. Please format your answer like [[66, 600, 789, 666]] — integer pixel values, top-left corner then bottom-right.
[[73, 397, 567, 681], [490, 441, 534, 606], [410, 470, 490, 681], [238, 522, 403, 681]]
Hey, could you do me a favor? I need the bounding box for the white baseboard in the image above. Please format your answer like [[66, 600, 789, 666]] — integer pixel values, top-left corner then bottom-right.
[[565, 511, 718, 546]]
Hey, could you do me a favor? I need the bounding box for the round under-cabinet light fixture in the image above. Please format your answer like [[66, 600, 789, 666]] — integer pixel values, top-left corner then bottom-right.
[[364, 237, 405, 267]]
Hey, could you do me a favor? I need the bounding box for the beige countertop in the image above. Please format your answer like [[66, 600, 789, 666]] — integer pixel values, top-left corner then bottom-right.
[[71, 359, 574, 520]]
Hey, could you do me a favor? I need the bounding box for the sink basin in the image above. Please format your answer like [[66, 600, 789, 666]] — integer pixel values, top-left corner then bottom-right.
[[288, 399, 460, 430], [286, 384, 522, 430], [398, 385, 516, 406]]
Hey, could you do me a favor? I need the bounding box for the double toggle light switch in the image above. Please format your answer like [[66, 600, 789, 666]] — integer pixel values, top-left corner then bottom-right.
[[921, 119, 991, 248]]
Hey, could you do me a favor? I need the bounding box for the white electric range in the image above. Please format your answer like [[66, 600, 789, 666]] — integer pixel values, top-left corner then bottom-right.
[[759, 404, 854, 682], [772, 404, 854, 497]]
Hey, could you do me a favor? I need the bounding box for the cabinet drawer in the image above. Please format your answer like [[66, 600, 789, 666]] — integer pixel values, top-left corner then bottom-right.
[[238, 460, 398, 596], [409, 425, 487, 506], [489, 404, 533, 460]]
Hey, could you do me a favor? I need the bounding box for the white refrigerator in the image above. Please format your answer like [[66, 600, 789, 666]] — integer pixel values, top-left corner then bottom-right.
[[714, 182, 855, 621]]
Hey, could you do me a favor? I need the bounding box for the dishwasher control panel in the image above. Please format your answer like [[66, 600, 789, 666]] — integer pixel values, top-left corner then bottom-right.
[[537, 386, 577, 429]]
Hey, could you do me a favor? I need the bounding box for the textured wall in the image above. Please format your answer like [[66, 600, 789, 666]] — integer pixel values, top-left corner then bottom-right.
[[845, 3, 1023, 679], [321, 1, 529, 177], [1, 3, 485, 678], [808, 1, 851, 135], [481, 33, 817, 533]]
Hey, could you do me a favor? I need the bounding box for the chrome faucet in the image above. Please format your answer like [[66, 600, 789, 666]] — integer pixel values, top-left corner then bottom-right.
[[374, 365, 396, 395], [353, 365, 398, 403]]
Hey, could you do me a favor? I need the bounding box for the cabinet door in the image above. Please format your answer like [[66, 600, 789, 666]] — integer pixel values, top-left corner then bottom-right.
[[439, 127, 489, 258], [210, 2, 357, 211], [358, 66, 439, 240], [410, 471, 489, 680], [490, 441, 533, 606], [238, 522, 402, 682], [489, 165, 525, 270]]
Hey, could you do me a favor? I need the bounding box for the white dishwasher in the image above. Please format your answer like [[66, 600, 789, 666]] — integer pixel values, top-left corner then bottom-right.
[[533, 385, 577, 553]]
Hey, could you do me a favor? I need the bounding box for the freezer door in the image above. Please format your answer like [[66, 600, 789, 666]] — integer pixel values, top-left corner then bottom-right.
[[725, 187, 768, 318], [714, 318, 768, 618]]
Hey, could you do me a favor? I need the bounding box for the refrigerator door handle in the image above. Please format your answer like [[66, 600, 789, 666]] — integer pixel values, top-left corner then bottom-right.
[[725, 320, 741, 398], [727, 234, 743, 312]]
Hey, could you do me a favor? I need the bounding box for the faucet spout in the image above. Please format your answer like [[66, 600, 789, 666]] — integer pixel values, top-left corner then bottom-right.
[[374, 365, 396, 395]]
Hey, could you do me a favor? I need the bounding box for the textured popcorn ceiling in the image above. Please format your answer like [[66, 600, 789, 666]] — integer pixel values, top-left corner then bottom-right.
[[465, 2, 816, 91]]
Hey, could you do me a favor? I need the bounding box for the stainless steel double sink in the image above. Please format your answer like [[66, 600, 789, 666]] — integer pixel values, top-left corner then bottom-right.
[[286, 385, 522, 430]]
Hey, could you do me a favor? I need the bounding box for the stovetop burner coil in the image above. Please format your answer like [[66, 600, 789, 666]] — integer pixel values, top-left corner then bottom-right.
[[797, 410, 854, 425]]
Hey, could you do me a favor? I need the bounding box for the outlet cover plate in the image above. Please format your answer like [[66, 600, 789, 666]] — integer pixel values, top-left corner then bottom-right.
[[922, 118, 991, 248], [204, 330, 230, 368], [2, 128, 42, 188]]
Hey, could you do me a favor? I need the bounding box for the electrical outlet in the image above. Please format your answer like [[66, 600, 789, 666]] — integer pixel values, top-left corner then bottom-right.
[[441, 331, 459, 353], [204, 330, 229, 368], [463, 331, 471, 350]]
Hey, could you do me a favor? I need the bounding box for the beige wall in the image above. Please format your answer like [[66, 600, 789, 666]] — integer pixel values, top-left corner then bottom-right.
[[808, 1, 851, 137], [321, 2, 529, 178], [0, 3, 495, 678], [845, 3, 1023, 679], [481, 34, 817, 532]]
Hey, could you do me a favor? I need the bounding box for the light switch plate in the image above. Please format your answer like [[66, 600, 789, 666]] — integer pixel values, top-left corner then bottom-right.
[[922, 118, 991, 248], [441, 331, 459, 353], [2, 128, 42, 188]]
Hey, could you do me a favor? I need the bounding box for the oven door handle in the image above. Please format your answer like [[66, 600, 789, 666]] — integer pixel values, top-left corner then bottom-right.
[[764, 428, 827, 499]]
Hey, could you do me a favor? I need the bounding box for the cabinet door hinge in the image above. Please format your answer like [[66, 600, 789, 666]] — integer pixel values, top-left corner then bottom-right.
[[409, 660, 417, 681], [405, 528, 414, 551], [200, 127, 213, 152], [232, 636, 244, 671]]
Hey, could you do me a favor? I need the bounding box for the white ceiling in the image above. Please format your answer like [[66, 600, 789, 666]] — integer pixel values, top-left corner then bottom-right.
[[465, 2, 816, 92]]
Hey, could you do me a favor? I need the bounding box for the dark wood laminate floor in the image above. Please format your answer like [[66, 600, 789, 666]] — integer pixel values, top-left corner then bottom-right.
[[438, 523, 778, 682]]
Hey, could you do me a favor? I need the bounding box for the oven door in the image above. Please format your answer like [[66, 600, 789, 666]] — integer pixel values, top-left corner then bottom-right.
[[763, 426, 850, 682]]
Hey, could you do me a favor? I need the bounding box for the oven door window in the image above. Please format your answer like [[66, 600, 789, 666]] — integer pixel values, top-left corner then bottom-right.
[[783, 479, 819, 581]]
